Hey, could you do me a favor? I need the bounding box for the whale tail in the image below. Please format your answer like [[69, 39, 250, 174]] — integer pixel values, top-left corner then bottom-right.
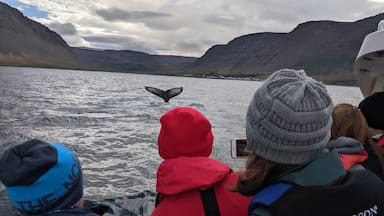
[[145, 86, 183, 103]]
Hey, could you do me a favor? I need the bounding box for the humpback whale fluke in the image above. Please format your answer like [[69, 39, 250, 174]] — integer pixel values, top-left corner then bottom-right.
[[145, 86, 183, 103]]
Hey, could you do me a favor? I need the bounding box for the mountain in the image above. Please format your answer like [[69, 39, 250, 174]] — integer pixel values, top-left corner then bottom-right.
[[0, 2, 81, 68], [1, 1, 384, 85], [72, 48, 196, 74], [0, 2, 195, 73], [185, 13, 384, 85]]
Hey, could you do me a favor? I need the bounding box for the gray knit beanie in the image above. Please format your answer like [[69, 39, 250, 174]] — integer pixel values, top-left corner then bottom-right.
[[246, 69, 333, 165]]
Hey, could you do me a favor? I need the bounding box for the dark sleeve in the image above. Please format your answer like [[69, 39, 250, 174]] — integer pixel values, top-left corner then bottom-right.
[[361, 144, 384, 181]]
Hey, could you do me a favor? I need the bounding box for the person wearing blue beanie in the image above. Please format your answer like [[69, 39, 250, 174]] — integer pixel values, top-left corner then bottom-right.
[[0, 139, 101, 216]]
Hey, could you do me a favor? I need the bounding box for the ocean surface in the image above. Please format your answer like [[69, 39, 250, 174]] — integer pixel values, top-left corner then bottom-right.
[[0, 66, 364, 215]]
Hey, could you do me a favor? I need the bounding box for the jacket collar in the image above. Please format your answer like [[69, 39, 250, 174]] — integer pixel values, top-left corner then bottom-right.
[[156, 157, 231, 195], [280, 150, 346, 187]]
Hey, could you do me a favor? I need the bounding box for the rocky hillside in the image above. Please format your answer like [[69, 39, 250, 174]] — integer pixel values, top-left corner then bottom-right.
[[1, 1, 384, 85], [185, 13, 384, 84], [72, 48, 196, 74], [0, 2, 195, 72], [0, 2, 81, 68]]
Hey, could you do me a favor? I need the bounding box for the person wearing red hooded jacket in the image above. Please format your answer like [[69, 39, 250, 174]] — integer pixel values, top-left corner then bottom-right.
[[151, 106, 251, 216]]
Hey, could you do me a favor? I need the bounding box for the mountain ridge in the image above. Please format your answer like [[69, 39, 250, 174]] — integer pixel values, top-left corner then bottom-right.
[[0, 2, 195, 73], [184, 13, 384, 85], [1, 2, 383, 85], [0, 2, 82, 68]]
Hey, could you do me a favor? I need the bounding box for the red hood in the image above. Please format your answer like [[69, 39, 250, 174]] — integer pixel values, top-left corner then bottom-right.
[[156, 157, 231, 195], [377, 136, 384, 146], [339, 150, 368, 169]]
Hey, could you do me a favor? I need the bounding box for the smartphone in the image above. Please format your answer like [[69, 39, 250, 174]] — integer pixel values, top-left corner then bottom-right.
[[231, 139, 249, 158]]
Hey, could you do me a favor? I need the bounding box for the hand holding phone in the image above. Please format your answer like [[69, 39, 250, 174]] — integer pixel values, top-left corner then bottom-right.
[[231, 139, 249, 158]]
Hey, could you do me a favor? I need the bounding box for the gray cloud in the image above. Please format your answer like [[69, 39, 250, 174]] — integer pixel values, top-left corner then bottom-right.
[[157, 39, 218, 57], [83, 35, 131, 44], [144, 20, 183, 31], [96, 8, 171, 22], [95, 8, 180, 31], [203, 15, 245, 28], [83, 35, 155, 54], [17, 0, 384, 57], [48, 22, 77, 35], [239, 0, 375, 29], [176, 41, 205, 53]]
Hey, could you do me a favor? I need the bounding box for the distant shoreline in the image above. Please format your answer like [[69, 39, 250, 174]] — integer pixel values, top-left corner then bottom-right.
[[0, 65, 358, 87]]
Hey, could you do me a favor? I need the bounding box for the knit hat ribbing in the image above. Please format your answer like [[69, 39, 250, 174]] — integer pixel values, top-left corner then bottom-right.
[[246, 69, 333, 165], [0, 139, 83, 214], [358, 92, 384, 130], [158, 107, 214, 159]]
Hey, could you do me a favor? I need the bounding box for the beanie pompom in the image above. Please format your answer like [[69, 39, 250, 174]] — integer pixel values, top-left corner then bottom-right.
[[158, 107, 214, 159]]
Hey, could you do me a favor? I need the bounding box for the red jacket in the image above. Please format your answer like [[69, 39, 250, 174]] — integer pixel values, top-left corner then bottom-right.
[[377, 135, 384, 146], [151, 157, 251, 216], [327, 137, 368, 170], [339, 150, 368, 169]]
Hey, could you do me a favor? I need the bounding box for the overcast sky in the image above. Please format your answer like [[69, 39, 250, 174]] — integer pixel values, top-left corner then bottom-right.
[[3, 0, 384, 57]]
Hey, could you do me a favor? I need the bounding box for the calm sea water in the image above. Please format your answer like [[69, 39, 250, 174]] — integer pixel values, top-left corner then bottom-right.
[[0, 66, 364, 215]]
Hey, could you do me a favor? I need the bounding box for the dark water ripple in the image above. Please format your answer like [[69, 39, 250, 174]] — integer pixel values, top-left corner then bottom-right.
[[0, 66, 364, 216]]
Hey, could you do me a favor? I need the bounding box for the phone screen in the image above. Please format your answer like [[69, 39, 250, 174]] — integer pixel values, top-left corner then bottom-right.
[[235, 139, 248, 157], [231, 139, 249, 158]]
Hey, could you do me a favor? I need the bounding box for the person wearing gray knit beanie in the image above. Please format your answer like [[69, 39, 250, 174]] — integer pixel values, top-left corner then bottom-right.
[[232, 69, 384, 216], [246, 68, 333, 164]]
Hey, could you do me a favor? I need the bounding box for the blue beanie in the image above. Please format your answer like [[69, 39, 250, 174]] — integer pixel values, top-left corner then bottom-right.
[[0, 139, 83, 215]]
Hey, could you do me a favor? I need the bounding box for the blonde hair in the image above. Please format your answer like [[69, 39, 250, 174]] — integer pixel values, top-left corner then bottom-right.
[[331, 103, 384, 174]]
